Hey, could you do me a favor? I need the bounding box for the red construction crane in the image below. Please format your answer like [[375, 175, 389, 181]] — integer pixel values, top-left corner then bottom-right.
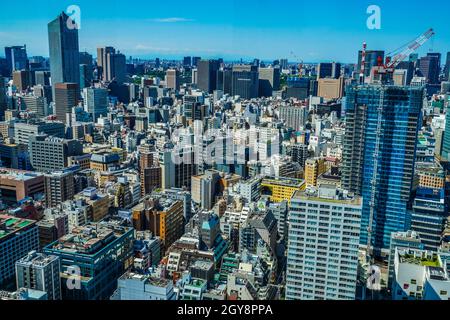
[[362, 28, 435, 84]]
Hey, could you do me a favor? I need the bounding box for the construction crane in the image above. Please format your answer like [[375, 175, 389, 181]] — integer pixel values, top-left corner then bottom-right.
[[362, 28, 435, 84], [290, 51, 304, 76]]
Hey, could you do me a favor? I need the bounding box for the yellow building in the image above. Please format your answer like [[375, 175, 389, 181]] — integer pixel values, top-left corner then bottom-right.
[[261, 177, 306, 203], [305, 158, 326, 187], [74, 188, 110, 222]]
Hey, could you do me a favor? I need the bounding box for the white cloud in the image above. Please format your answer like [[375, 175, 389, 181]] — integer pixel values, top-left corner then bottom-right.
[[149, 17, 194, 23]]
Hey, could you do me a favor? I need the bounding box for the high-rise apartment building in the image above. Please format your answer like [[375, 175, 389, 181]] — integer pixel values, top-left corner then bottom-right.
[[342, 85, 424, 253], [15, 251, 61, 300], [286, 185, 362, 300]]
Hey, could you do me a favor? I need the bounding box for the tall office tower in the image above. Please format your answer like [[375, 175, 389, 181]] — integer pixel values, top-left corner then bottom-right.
[[418, 53, 441, 84], [48, 12, 80, 88], [79, 51, 93, 66], [34, 71, 51, 86], [97, 46, 126, 83], [166, 69, 180, 90], [13, 70, 32, 92], [82, 87, 108, 121], [4, 45, 28, 73], [54, 82, 78, 123], [223, 68, 233, 95], [33, 84, 53, 104], [197, 59, 219, 93], [0, 76, 6, 120], [231, 64, 259, 99], [342, 85, 424, 253], [442, 104, 450, 161], [29, 135, 83, 172], [259, 67, 281, 97], [0, 215, 39, 289], [79, 64, 93, 89], [192, 56, 201, 67], [22, 95, 47, 117], [357, 50, 385, 77], [183, 56, 192, 67], [317, 62, 341, 79], [444, 52, 450, 80], [43, 222, 134, 300], [396, 61, 415, 85], [278, 105, 309, 131], [15, 251, 61, 300], [279, 59, 288, 70], [44, 171, 75, 208], [286, 185, 362, 300]]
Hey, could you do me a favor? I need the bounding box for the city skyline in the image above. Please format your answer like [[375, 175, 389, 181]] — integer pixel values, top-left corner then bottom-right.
[[0, 0, 449, 62]]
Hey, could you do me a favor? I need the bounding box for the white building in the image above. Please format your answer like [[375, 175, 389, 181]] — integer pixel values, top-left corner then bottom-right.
[[392, 248, 450, 300], [286, 185, 362, 300]]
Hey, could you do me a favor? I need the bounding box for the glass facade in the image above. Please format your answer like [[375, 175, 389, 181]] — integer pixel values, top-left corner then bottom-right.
[[343, 85, 424, 252]]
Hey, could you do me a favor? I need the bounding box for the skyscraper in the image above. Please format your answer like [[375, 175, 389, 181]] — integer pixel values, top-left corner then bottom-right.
[[54, 82, 79, 123], [197, 59, 219, 93], [286, 186, 362, 300], [317, 62, 341, 79], [259, 67, 281, 97], [342, 85, 424, 254], [48, 12, 80, 87], [166, 69, 180, 90], [231, 64, 259, 99], [4, 45, 28, 74], [15, 251, 61, 300], [97, 46, 126, 83], [442, 104, 450, 161], [418, 53, 441, 84]]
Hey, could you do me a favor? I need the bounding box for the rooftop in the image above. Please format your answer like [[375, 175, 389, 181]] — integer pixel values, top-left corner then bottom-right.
[[294, 185, 362, 205], [45, 223, 131, 255], [0, 215, 36, 241]]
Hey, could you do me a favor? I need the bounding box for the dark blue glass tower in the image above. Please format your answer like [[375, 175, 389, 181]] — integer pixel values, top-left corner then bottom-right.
[[48, 12, 80, 88], [343, 85, 424, 254]]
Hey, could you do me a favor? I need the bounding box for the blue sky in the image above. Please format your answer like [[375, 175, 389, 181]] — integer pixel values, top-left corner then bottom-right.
[[0, 0, 448, 63]]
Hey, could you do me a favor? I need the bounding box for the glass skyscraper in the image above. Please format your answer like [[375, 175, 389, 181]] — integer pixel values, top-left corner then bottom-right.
[[342, 85, 424, 254], [48, 12, 80, 88]]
